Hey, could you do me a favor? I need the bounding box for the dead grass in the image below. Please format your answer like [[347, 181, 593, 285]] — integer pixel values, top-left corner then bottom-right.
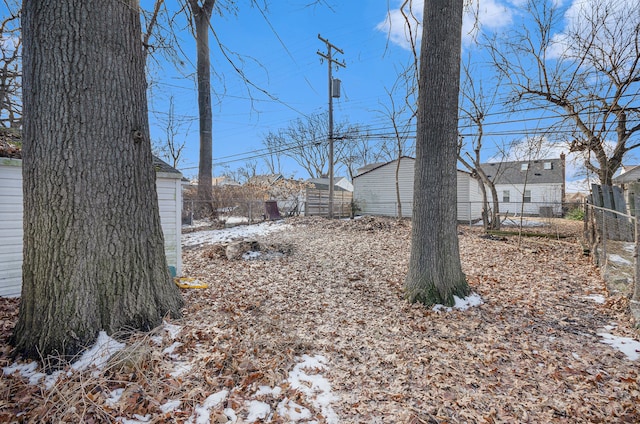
[[1, 216, 639, 423]]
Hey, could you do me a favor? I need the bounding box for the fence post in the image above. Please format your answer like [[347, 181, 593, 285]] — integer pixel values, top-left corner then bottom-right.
[[633, 189, 640, 302], [602, 209, 607, 266]]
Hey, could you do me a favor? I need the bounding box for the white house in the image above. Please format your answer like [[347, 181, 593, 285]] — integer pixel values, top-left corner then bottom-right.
[[479, 155, 566, 217], [352, 157, 484, 221], [0, 155, 184, 298]]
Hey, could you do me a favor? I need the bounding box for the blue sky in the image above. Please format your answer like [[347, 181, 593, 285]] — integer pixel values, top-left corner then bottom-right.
[[3, 0, 636, 190], [147, 1, 416, 179], [148, 0, 614, 184]]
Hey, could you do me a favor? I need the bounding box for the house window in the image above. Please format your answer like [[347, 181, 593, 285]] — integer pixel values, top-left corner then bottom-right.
[[544, 162, 552, 170], [524, 190, 532, 203], [503, 190, 510, 203], [521, 163, 529, 171]]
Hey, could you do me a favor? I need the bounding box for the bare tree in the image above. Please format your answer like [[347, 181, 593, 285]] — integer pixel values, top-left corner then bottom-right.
[[490, 0, 640, 186], [339, 130, 385, 181], [405, 0, 469, 306], [153, 96, 189, 169], [262, 112, 358, 178], [13, 0, 183, 359], [0, 2, 21, 128], [377, 62, 417, 218], [457, 58, 501, 230]]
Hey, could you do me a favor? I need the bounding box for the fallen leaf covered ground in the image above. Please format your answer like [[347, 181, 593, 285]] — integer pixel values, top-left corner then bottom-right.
[[1, 216, 639, 423]]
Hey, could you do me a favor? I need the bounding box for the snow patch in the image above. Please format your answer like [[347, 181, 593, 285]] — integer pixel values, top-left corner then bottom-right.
[[170, 361, 192, 378], [187, 390, 228, 424], [162, 341, 182, 357], [164, 322, 182, 340], [598, 333, 640, 361], [159, 400, 182, 414], [3, 331, 124, 388], [287, 355, 339, 424], [245, 400, 271, 422], [277, 399, 313, 421], [72, 331, 126, 373], [182, 221, 288, 247], [106, 388, 125, 407], [584, 294, 606, 304], [433, 293, 484, 312]]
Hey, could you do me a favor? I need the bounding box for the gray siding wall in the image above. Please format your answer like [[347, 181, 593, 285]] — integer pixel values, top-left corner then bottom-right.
[[156, 173, 183, 277], [0, 159, 23, 297], [353, 157, 415, 217], [0, 160, 182, 298], [353, 158, 483, 221]]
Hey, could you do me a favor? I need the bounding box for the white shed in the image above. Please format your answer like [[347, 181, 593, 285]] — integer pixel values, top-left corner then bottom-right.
[[0, 156, 184, 298], [0, 158, 23, 297], [352, 157, 484, 221]]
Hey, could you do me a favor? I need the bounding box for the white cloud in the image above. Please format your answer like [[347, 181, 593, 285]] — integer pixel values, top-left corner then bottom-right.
[[376, 0, 515, 50], [548, 0, 640, 59]]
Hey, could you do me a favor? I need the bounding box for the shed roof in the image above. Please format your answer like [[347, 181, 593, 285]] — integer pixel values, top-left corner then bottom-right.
[[152, 155, 182, 176], [353, 156, 415, 179], [613, 165, 640, 184], [307, 177, 352, 191], [479, 158, 564, 185]]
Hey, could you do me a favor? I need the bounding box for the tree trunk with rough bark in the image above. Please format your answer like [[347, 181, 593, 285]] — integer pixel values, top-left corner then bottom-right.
[[12, 0, 183, 359], [405, 0, 469, 306], [189, 0, 216, 214]]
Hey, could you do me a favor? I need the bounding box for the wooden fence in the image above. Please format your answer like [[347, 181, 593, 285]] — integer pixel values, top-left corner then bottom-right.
[[304, 188, 353, 218], [590, 184, 634, 242]]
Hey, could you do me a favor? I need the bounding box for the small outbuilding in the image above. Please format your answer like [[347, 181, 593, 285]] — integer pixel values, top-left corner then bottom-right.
[[0, 154, 184, 298], [352, 157, 484, 221]]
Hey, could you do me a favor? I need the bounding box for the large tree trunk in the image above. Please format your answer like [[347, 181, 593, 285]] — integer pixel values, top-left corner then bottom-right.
[[192, 0, 215, 214], [13, 0, 183, 359], [405, 0, 469, 306]]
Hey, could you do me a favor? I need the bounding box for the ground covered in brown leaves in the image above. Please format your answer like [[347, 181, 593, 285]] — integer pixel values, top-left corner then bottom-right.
[[2, 216, 640, 423]]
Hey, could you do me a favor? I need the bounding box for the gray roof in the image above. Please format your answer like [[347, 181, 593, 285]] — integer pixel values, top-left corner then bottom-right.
[[152, 155, 182, 175], [307, 177, 350, 191], [353, 156, 415, 178], [355, 162, 387, 176], [613, 165, 640, 184], [480, 158, 564, 185]]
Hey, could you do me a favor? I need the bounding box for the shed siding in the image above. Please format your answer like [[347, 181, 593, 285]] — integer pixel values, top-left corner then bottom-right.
[[0, 160, 183, 298], [353, 157, 483, 221], [0, 159, 23, 297], [353, 157, 415, 217], [155, 175, 182, 276]]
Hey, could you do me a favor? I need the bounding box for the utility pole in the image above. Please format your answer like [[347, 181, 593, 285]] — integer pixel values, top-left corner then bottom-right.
[[317, 34, 345, 218]]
